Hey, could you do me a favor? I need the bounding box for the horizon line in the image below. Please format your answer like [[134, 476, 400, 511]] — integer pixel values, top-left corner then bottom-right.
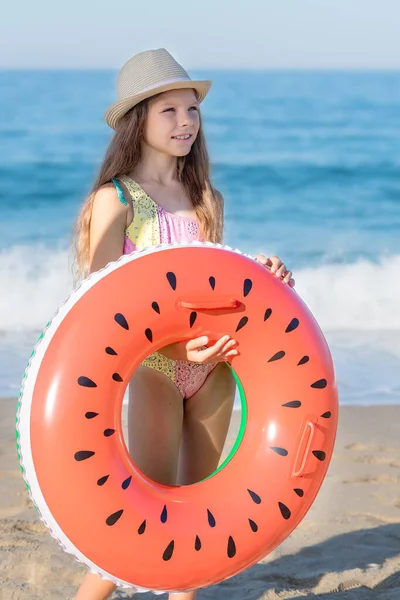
[[1, 65, 400, 73]]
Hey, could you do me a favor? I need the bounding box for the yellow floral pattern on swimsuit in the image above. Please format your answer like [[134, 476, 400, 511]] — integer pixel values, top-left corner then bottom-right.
[[141, 352, 175, 382], [120, 175, 160, 248]]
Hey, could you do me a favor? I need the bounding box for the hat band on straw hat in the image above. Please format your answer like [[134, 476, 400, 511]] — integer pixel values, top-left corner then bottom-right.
[[137, 76, 192, 95]]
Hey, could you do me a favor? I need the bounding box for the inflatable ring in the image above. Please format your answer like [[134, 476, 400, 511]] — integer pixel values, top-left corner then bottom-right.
[[16, 242, 338, 594]]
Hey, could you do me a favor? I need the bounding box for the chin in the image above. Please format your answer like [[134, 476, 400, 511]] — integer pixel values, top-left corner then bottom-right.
[[169, 146, 193, 158], [175, 148, 193, 157]]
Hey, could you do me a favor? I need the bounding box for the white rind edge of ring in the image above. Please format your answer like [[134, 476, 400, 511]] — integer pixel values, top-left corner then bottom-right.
[[16, 241, 261, 593]]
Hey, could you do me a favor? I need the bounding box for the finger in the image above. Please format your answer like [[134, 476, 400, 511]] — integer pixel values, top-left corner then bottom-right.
[[256, 253, 269, 266], [186, 336, 209, 352], [220, 338, 237, 355], [225, 349, 239, 358], [269, 256, 282, 273], [283, 270, 292, 283], [289, 278, 295, 287], [217, 347, 240, 363], [275, 264, 286, 277], [197, 335, 230, 360]]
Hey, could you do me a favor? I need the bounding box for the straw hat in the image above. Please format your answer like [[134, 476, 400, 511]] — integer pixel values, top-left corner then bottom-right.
[[105, 48, 212, 129]]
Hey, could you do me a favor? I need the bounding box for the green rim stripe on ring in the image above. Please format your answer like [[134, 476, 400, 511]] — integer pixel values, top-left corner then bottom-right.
[[200, 366, 247, 483], [15, 321, 51, 488]]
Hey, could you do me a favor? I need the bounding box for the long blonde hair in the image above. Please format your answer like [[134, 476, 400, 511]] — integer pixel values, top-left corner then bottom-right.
[[72, 94, 223, 280]]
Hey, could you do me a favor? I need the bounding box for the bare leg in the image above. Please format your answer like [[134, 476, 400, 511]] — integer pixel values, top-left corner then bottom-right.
[[178, 362, 237, 485], [127, 366, 184, 484], [74, 366, 184, 599]]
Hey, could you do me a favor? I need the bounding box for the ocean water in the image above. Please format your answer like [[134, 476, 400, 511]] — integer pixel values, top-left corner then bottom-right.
[[1, 69, 399, 404]]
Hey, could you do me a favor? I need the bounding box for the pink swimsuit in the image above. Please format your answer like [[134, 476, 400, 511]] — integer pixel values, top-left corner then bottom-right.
[[112, 176, 217, 400]]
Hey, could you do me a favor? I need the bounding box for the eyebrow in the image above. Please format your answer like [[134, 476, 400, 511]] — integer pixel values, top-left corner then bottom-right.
[[159, 99, 199, 107]]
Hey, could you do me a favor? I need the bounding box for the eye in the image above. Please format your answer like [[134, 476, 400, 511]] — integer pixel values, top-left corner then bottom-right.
[[162, 107, 175, 113], [189, 106, 199, 111]]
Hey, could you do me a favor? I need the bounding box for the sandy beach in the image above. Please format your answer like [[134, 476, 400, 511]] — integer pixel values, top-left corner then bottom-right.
[[1, 398, 399, 599]]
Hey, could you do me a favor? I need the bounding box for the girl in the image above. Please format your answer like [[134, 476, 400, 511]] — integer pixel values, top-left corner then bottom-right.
[[72, 48, 294, 600]]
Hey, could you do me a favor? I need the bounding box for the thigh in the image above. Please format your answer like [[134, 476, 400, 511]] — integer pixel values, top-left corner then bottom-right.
[[177, 362, 237, 485], [128, 365, 184, 485]]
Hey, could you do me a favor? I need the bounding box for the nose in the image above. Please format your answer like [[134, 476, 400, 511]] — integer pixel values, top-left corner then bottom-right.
[[178, 108, 194, 128]]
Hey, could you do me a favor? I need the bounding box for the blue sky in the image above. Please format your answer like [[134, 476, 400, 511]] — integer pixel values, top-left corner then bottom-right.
[[2, 0, 399, 69]]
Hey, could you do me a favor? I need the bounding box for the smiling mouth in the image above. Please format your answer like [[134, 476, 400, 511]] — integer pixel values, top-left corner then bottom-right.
[[172, 134, 193, 140]]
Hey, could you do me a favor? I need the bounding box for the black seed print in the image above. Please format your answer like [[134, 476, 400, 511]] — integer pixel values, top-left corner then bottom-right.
[[97, 475, 109, 486], [114, 313, 129, 330], [85, 412, 98, 419], [243, 279, 253, 297], [294, 488, 304, 497], [104, 429, 115, 437], [151, 301, 160, 314], [166, 272, 177, 290], [112, 373, 123, 382], [105, 347, 117, 355], [249, 519, 258, 532], [236, 316, 248, 332], [209, 276, 216, 290], [122, 476, 132, 490], [312, 450, 326, 461], [74, 450, 95, 461], [195, 535, 202, 551], [106, 509, 124, 526], [145, 328, 153, 342], [321, 411, 332, 419], [247, 489, 261, 504], [138, 520, 146, 535], [190, 312, 197, 328], [311, 379, 327, 389], [279, 502, 291, 520], [163, 540, 174, 561], [285, 318, 299, 333], [282, 400, 302, 408], [78, 376, 97, 388], [264, 308, 272, 321], [270, 447, 288, 456], [207, 509, 216, 527], [298, 355, 309, 365], [161, 505, 168, 523], [227, 536, 236, 558], [268, 350, 285, 362]]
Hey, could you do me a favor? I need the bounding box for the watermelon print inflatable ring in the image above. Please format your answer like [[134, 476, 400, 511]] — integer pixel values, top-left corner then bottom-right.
[[16, 242, 338, 594]]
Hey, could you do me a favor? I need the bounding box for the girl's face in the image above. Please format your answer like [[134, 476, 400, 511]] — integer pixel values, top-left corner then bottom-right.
[[143, 88, 201, 157]]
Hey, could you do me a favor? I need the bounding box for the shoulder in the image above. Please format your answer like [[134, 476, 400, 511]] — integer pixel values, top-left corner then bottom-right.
[[93, 182, 129, 209], [92, 181, 133, 227]]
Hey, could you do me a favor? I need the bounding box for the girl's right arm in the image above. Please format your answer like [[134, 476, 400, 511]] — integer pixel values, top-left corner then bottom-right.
[[89, 183, 130, 274]]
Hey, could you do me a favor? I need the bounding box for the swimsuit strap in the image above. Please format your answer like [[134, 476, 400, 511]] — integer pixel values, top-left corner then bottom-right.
[[111, 178, 128, 206]]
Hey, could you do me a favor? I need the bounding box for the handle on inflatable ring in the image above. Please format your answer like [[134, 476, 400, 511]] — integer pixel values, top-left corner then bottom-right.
[[291, 421, 316, 478], [177, 298, 241, 311]]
